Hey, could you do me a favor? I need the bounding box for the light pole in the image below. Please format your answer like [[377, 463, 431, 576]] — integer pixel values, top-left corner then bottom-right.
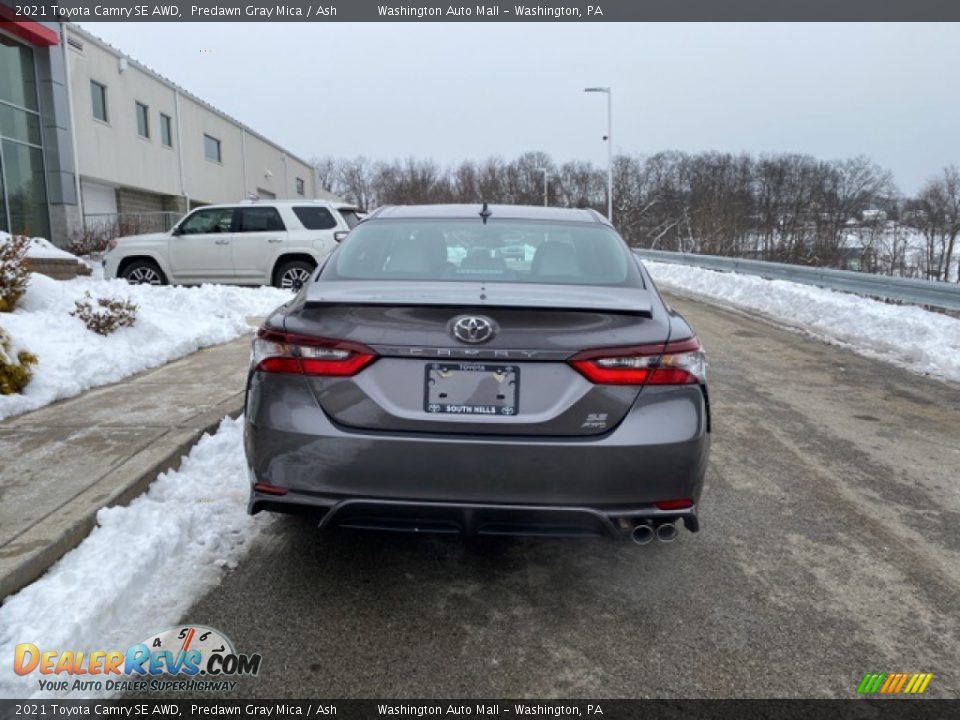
[[540, 168, 549, 206], [584, 86, 612, 222]]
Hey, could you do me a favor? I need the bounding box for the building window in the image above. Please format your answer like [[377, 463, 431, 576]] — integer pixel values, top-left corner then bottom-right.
[[295, 177, 305, 196], [135, 102, 149, 138], [1, 35, 39, 111], [204, 134, 221, 163], [91, 81, 107, 122], [0, 35, 49, 240], [160, 113, 173, 147]]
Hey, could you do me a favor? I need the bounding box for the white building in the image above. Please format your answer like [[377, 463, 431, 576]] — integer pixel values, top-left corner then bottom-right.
[[66, 25, 336, 238], [0, 13, 335, 245]]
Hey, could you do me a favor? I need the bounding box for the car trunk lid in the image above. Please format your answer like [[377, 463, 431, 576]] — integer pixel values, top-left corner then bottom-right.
[[283, 281, 670, 436]]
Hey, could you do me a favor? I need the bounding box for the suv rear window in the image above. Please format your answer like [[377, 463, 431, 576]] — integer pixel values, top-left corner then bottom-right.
[[339, 209, 362, 229], [324, 219, 638, 287], [293, 206, 337, 230]]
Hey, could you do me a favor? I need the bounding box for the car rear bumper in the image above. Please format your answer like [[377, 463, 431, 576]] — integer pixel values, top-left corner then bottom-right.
[[249, 493, 700, 539], [244, 378, 710, 537]]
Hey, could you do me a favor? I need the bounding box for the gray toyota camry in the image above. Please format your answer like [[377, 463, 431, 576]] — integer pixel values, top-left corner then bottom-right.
[[244, 204, 710, 544]]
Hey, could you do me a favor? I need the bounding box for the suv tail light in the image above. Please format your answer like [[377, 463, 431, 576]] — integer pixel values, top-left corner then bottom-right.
[[569, 337, 705, 386], [252, 327, 376, 377]]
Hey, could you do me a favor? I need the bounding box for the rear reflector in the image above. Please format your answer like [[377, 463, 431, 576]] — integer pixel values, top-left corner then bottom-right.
[[569, 337, 704, 386], [655, 498, 694, 510], [253, 327, 376, 377], [254, 483, 288, 496]]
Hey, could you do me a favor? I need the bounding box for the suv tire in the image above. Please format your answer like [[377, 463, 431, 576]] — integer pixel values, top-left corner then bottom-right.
[[121, 259, 167, 285], [274, 259, 315, 290]]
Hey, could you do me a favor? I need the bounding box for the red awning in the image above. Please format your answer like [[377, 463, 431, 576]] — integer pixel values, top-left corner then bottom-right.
[[0, 10, 60, 47]]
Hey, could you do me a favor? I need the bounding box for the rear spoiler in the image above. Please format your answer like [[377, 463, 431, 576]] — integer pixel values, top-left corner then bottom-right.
[[304, 282, 655, 317]]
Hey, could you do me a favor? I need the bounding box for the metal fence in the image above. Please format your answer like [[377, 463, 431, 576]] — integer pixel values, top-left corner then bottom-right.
[[634, 249, 960, 312], [83, 211, 182, 237]]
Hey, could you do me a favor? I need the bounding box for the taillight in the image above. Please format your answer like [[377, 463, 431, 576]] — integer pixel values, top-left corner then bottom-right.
[[252, 327, 376, 377], [655, 498, 694, 510], [569, 337, 705, 386], [254, 483, 288, 496]]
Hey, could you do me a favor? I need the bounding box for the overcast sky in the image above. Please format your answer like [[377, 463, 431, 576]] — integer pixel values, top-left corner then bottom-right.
[[79, 22, 959, 194]]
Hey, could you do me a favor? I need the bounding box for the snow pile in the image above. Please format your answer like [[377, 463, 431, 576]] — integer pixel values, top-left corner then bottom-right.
[[645, 260, 960, 384], [0, 231, 79, 261], [27, 238, 81, 262], [0, 416, 269, 700], [0, 273, 291, 420]]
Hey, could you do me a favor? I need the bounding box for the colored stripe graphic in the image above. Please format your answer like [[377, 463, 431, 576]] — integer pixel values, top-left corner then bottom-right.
[[857, 673, 886, 694], [857, 672, 933, 695], [879, 674, 897, 693], [893, 673, 909, 693]]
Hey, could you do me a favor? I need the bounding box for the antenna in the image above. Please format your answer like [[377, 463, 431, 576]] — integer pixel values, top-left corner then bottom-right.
[[479, 202, 492, 225]]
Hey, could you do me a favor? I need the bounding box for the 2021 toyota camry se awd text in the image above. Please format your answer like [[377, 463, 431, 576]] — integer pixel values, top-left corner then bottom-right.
[[244, 204, 710, 544]]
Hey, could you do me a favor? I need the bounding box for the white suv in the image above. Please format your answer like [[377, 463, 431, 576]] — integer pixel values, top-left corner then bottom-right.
[[103, 200, 361, 288]]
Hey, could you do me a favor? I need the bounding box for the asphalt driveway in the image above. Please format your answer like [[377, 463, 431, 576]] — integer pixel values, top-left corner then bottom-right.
[[155, 293, 960, 698]]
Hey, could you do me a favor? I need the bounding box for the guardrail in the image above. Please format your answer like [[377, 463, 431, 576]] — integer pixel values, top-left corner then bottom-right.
[[634, 249, 960, 312]]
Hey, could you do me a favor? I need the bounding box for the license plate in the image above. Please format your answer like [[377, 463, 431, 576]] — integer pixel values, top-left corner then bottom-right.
[[424, 363, 519, 416]]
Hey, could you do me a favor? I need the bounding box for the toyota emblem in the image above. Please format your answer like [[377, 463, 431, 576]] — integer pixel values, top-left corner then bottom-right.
[[451, 315, 496, 344]]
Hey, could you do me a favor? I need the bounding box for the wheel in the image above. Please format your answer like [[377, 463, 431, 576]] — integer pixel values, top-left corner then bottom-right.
[[121, 259, 166, 286], [274, 260, 315, 290]]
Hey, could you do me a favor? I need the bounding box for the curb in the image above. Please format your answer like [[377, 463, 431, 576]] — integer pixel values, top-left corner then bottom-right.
[[0, 399, 244, 601]]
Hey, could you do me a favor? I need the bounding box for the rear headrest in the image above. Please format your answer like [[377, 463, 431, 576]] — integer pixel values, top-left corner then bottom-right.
[[531, 242, 581, 277], [385, 233, 447, 274]]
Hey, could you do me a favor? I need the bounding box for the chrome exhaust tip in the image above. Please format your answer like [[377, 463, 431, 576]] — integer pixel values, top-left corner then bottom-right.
[[631, 523, 655, 545], [655, 521, 678, 543]]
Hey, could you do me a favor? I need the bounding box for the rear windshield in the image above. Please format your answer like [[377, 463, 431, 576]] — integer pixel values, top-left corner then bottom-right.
[[322, 219, 639, 286]]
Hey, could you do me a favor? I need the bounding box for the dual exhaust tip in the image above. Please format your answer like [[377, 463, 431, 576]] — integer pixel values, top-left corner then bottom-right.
[[630, 521, 678, 545]]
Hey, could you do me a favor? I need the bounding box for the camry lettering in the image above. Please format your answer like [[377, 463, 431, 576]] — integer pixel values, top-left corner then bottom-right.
[[375, 347, 545, 360]]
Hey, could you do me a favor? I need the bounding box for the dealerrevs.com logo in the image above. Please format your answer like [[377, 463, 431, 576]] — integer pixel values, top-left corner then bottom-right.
[[14, 625, 261, 694]]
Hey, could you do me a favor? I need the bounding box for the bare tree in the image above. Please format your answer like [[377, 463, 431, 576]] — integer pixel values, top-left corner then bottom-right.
[[912, 165, 960, 281], [308, 149, 960, 284], [477, 156, 506, 202], [814, 156, 895, 267], [503, 151, 554, 206], [376, 157, 451, 204], [451, 161, 480, 202], [311, 155, 339, 195], [337, 156, 377, 210]]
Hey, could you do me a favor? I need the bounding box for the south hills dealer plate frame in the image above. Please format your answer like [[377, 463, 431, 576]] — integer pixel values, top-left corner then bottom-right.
[[424, 362, 519, 416]]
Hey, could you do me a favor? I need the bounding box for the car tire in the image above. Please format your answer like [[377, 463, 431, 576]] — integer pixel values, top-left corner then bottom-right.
[[274, 260, 315, 290], [121, 259, 167, 286]]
